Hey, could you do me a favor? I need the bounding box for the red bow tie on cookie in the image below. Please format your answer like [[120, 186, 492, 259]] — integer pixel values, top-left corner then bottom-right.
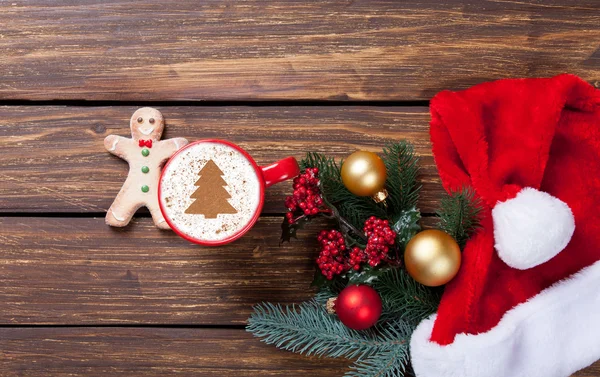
[[138, 139, 153, 148]]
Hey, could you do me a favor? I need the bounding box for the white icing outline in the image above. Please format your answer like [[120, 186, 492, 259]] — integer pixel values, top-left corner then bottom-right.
[[111, 209, 126, 222], [109, 138, 119, 151], [139, 127, 155, 135]]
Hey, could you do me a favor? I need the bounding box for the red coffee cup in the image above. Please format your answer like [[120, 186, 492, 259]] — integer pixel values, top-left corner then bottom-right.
[[158, 139, 300, 245]]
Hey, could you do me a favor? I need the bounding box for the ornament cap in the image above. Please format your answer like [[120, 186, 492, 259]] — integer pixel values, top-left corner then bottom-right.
[[372, 188, 388, 203], [326, 297, 337, 314]]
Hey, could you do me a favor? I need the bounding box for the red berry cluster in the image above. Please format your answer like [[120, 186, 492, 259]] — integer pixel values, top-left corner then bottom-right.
[[348, 246, 367, 271], [316, 230, 349, 280], [363, 216, 396, 266], [285, 168, 328, 223], [317, 217, 397, 279]]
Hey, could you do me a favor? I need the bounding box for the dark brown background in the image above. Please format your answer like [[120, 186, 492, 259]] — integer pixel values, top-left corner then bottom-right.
[[0, 1, 598, 376]]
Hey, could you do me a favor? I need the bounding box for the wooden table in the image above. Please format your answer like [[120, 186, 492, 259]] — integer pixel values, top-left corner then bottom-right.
[[0, 1, 598, 376]]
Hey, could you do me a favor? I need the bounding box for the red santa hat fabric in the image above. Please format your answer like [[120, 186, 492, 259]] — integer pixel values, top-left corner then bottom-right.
[[410, 74, 600, 377]]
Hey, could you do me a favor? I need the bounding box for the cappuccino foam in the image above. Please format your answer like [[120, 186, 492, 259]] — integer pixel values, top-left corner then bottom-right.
[[160, 141, 261, 242]]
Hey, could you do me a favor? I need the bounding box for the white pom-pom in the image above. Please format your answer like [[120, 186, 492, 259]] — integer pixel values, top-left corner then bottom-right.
[[492, 187, 575, 270]]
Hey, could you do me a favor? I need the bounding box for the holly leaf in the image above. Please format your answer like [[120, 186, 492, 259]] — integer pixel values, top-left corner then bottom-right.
[[310, 268, 349, 289], [310, 268, 328, 288], [346, 265, 394, 285], [392, 207, 421, 249], [280, 215, 312, 244]]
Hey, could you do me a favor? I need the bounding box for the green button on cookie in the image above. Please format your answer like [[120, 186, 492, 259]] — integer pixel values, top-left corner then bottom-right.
[[141, 185, 149, 193], [141, 148, 150, 157], [141, 166, 149, 174]]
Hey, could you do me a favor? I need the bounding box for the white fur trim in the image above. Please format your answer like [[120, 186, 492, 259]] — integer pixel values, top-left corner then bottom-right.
[[410, 259, 600, 377], [492, 187, 575, 270]]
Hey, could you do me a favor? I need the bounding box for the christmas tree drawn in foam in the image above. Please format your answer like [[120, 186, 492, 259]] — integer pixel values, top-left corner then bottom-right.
[[185, 159, 238, 218]]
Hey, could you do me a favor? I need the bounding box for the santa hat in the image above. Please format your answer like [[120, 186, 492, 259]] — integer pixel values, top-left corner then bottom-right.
[[410, 74, 600, 377]]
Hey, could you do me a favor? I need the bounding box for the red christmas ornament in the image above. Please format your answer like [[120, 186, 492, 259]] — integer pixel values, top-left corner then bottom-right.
[[334, 285, 382, 330]]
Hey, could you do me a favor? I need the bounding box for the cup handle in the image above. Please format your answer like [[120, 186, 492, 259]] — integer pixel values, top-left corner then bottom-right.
[[261, 157, 301, 188]]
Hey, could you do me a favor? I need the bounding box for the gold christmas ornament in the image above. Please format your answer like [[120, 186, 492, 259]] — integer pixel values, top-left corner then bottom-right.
[[404, 229, 461, 287], [341, 151, 388, 202]]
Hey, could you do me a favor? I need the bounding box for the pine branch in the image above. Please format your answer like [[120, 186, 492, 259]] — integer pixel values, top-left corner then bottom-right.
[[381, 141, 421, 216], [381, 142, 422, 248], [345, 342, 410, 377], [374, 268, 441, 324], [313, 281, 345, 305], [247, 300, 408, 361], [436, 186, 483, 249]]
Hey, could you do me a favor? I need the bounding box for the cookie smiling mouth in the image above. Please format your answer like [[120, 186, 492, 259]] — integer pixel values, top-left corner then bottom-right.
[[139, 126, 155, 135]]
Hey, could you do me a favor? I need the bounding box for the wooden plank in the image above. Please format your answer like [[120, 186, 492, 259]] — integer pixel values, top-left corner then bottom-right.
[[0, 216, 436, 325], [0, 326, 597, 376], [0, 327, 350, 376], [0, 106, 444, 214], [0, 0, 597, 101], [577, 364, 600, 377]]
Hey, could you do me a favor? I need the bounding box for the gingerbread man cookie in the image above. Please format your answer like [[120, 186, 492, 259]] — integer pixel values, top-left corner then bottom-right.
[[104, 107, 188, 229]]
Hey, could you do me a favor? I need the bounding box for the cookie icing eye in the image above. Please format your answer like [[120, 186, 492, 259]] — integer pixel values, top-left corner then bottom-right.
[[137, 117, 143, 123], [149, 118, 155, 124]]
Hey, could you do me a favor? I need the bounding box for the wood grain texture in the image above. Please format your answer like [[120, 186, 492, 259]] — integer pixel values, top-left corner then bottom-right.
[[0, 216, 430, 325], [0, 327, 350, 376], [0, 326, 597, 376], [0, 216, 317, 325], [0, 106, 444, 214], [0, 0, 598, 101], [2, 1, 599, 375], [577, 364, 600, 377]]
